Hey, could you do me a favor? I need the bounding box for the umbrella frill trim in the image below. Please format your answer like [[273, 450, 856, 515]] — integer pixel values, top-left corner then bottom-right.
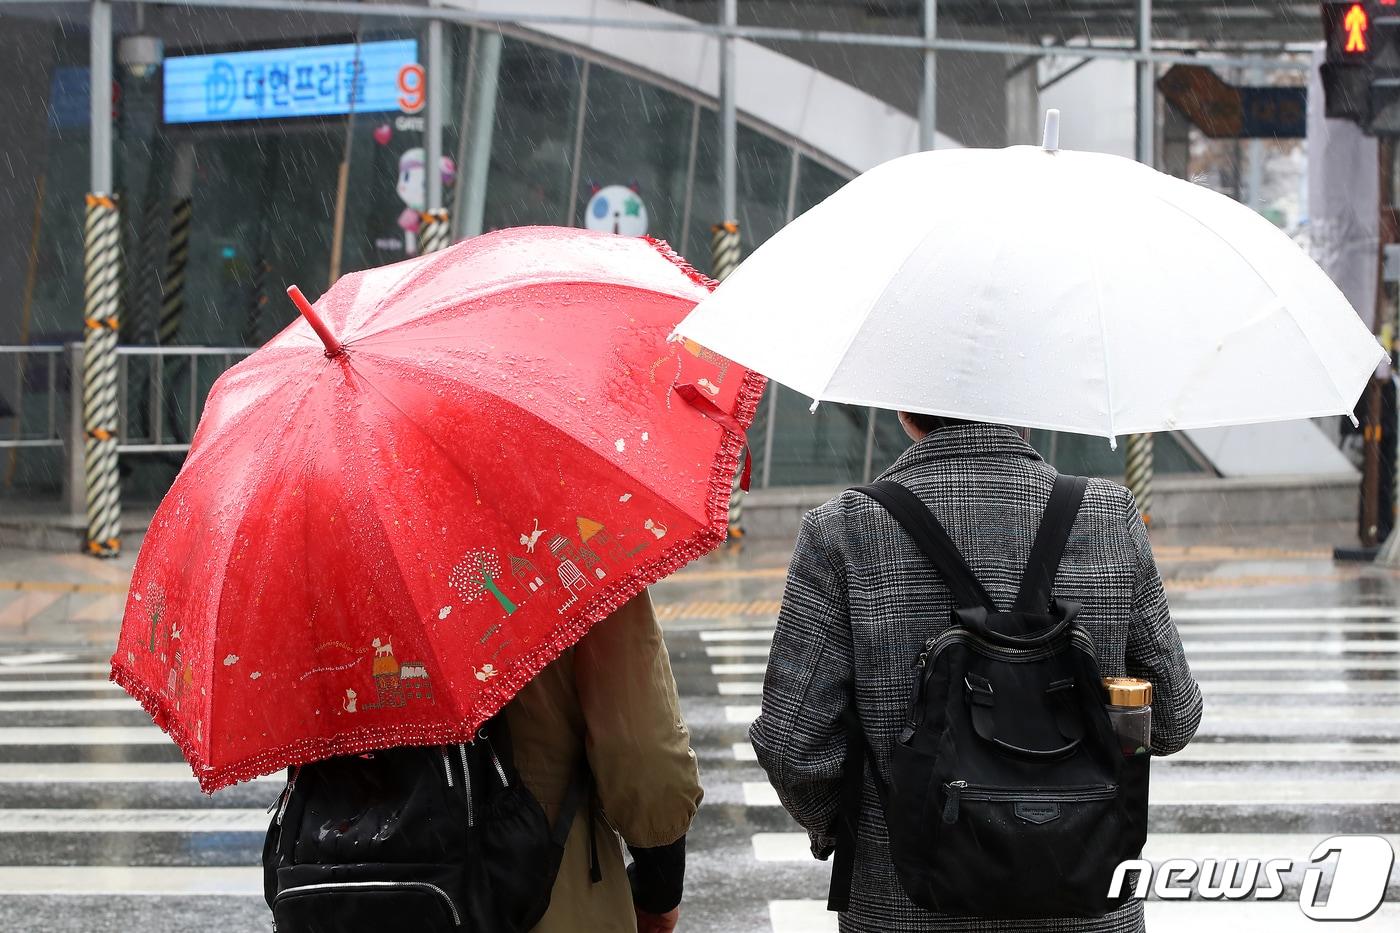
[[643, 236, 720, 292], [109, 253, 767, 797]]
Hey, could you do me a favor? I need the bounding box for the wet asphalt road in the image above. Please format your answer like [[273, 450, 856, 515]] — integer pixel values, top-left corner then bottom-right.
[[0, 541, 1398, 931]]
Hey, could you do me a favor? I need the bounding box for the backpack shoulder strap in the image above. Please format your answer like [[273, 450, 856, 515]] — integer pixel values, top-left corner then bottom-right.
[[1013, 474, 1089, 613], [851, 481, 997, 612], [553, 765, 602, 883]]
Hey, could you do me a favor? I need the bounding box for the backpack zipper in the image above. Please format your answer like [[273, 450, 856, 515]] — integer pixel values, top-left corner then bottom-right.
[[270, 765, 298, 825], [490, 748, 509, 788], [458, 743, 475, 827], [270, 765, 300, 857], [440, 748, 454, 788], [942, 779, 1117, 823], [273, 880, 462, 926]]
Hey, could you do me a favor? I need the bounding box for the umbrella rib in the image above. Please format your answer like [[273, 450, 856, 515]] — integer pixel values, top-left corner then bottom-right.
[[1084, 223, 1118, 441], [1147, 190, 1355, 409], [196, 378, 322, 760], [813, 220, 949, 407], [334, 442, 465, 726]]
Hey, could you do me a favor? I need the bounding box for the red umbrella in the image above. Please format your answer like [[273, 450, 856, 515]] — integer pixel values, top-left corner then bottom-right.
[[109, 227, 763, 792]]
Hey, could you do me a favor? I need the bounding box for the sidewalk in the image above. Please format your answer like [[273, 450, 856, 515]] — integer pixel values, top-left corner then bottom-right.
[[0, 547, 135, 646], [3, 520, 1397, 648]]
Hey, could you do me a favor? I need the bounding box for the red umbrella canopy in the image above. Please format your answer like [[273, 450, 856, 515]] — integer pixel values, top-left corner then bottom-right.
[[110, 227, 763, 792]]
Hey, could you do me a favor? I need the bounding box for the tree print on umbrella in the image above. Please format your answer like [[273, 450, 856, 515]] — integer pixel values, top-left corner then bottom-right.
[[449, 547, 518, 617], [141, 585, 169, 654]]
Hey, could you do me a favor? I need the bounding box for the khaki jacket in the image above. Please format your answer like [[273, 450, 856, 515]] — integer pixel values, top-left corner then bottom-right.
[[504, 590, 702, 933]]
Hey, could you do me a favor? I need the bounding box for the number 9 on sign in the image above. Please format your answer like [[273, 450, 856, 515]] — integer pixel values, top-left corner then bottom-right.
[[398, 63, 425, 114]]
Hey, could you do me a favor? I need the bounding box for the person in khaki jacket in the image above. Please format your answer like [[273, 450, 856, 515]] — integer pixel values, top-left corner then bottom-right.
[[504, 589, 703, 933]]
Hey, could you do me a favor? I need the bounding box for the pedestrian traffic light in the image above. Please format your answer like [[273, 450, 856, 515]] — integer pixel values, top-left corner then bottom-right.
[[1324, 1, 1375, 121], [1321, 0, 1400, 131], [1327, 1, 1374, 61]]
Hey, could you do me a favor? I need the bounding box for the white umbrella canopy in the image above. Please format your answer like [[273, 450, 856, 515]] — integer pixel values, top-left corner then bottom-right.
[[673, 113, 1385, 441]]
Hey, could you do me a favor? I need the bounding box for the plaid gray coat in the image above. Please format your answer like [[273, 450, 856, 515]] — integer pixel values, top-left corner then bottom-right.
[[749, 424, 1204, 933]]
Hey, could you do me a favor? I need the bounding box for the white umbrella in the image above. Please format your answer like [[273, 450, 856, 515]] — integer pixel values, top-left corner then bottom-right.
[[673, 112, 1385, 441]]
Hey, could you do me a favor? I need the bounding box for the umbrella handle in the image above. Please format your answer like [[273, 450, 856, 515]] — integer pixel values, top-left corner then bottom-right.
[[286, 285, 344, 358]]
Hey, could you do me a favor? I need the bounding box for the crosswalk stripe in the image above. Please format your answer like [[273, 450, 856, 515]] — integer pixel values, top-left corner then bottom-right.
[[0, 727, 166, 745], [1175, 621, 1400, 634], [0, 866, 263, 895], [707, 645, 770, 657], [0, 664, 112, 676], [753, 832, 809, 861], [0, 698, 138, 712], [769, 899, 835, 933], [755, 831, 1400, 863], [0, 653, 76, 667], [1146, 742, 1400, 763], [711, 663, 768, 676], [1183, 641, 1400, 654], [1203, 682, 1400, 694], [1189, 658, 1400, 671], [0, 680, 122, 693], [766, 899, 1400, 932], [708, 642, 1400, 658], [708, 657, 1400, 673], [0, 763, 262, 784], [718, 678, 1400, 696], [702, 617, 1400, 642], [1138, 902, 1400, 932], [1193, 704, 1400, 722], [725, 706, 760, 724], [742, 780, 1400, 809], [1174, 607, 1400, 620], [723, 704, 1400, 728], [0, 809, 267, 832]]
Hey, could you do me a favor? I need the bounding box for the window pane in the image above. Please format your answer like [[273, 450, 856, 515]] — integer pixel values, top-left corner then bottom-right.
[[688, 111, 795, 273], [794, 155, 849, 216], [766, 384, 868, 486], [484, 39, 583, 231], [736, 125, 792, 245], [575, 65, 691, 243], [1028, 431, 1207, 476]]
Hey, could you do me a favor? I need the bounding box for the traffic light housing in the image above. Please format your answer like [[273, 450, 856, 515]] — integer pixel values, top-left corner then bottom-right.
[[1322, 0, 1400, 132]]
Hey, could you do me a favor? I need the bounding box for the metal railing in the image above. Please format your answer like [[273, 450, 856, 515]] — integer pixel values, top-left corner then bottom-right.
[[0, 345, 65, 451], [1, 344, 254, 451], [113, 346, 255, 453], [1, 344, 254, 509]]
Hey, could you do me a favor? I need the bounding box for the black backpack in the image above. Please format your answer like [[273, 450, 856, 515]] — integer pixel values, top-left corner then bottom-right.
[[262, 717, 594, 932], [829, 475, 1150, 920]]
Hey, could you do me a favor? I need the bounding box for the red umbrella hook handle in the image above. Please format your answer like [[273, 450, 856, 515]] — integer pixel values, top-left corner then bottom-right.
[[286, 285, 344, 358], [675, 382, 752, 492]]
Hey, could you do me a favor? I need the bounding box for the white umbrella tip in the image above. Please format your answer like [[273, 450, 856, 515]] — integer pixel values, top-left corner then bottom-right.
[[1042, 110, 1061, 151]]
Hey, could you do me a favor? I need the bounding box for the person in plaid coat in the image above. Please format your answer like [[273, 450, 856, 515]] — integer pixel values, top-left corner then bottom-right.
[[750, 416, 1203, 933]]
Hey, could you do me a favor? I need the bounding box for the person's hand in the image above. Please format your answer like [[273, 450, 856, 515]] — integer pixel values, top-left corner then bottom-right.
[[635, 906, 680, 933]]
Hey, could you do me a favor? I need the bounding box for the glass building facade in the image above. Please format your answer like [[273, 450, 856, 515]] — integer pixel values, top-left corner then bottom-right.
[[0, 6, 1206, 508]]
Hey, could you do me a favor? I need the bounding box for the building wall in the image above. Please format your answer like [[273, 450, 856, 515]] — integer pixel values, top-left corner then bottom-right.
[[0, 5, 1207, 506]]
